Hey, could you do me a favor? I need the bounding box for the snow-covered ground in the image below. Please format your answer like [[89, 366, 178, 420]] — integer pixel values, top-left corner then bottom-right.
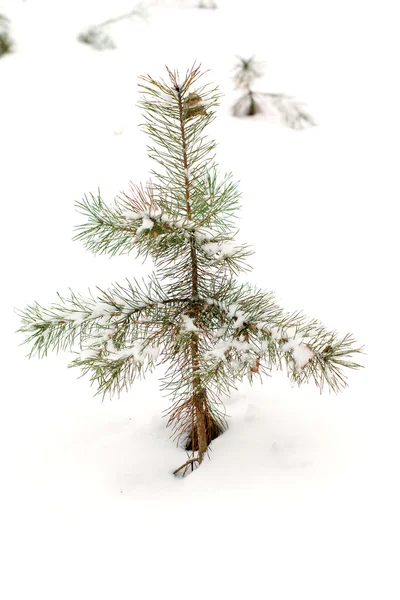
[[1, 1, 399, 598]]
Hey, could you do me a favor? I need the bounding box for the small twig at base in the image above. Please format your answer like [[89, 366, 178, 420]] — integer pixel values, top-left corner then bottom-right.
[[173, 457, 199, 476]]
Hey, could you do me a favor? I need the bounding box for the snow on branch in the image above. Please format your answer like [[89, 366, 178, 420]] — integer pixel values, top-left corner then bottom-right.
[[17, 277, 189, 359], [202, 287, 363, 393], [71, 339, 160, 397]]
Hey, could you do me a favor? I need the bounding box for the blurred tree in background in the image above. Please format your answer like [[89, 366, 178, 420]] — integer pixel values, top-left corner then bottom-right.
[[198, 1, 217, 8], [78, 2, 147, 51], [0, 12, 13, 57], [232, 56, 316, 129]]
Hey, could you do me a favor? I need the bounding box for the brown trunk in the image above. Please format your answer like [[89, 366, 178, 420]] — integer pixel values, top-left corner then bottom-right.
[[189, 336, 209, 463], [248, 90, 256, 116], [175, 73, 220, 464], [194, 389, 208, 462], [185, 393, 223, 453]]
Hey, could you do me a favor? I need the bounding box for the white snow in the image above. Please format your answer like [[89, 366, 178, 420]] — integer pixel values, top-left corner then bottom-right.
[[202, 240, 238, 258], [206, 338, 255, 360], [79, 347, 100, 360], [214, 326, 227, 338], [281, 337, 314, 368], [292, 343, 314, 368], [2, 1, 400, 599], [121, 208, 142, 220], [90, 301, 112, 317], [193, 227, 215, 242], [202, 241, 219, 254], [60, 310, 89, 324], [118, 298, 135, 314], [105, 338, 116, 353], [106, 340, 158, 364], [181, 314, 198, 332], [226, 303, 247, 328], [159, 91, 175, 106], [145, 346, 160, 361], [269, 326, 281, 339], [226, 303, 238, 317], [136, 215, 154, 234]]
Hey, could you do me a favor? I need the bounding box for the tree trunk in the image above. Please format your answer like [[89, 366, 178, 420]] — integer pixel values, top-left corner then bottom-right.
[[248, 91, 256, 116], [185, 391, 223, 454], [175, 73, 223, 464]]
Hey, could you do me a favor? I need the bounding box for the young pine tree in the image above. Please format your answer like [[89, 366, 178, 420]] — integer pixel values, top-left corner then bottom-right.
[[0, 13, 13, 58], [77, 4, 146, 51], [198, 1, 217, 8], [232, 56, 316, 129], [18, 66, 362, 476]]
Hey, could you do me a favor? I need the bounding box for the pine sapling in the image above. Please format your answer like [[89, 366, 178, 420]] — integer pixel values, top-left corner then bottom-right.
[[0, 13, 13, 58], [77, 27, 116, 51], [198, 1, 218, 8], [77, 3, 146, 51], [232, 55, 316, 129], [18, 65, 362, 476]]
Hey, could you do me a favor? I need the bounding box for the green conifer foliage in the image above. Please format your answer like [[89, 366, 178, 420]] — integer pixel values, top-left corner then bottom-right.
[[0, 13, 13, 58], [77, 27, 116, 51], [18, 66, 362, 476]]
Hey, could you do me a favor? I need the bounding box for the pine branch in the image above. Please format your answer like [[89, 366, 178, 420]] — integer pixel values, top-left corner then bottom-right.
[[138, 65, 220, 198], [96, 4, 146, 29], [74, 191, 137, 256], [70, 340, 159, 398], [201, 286, 363, 393], [74, 178, 248, 266], [262, 93, 317, 129], [17, 277, 190, 358]]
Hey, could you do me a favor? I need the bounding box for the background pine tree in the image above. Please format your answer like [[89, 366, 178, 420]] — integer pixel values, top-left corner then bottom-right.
[[17, 65, 362, 476], [0, 13, 13, 57], [198, 1, 217, 8], [77, 3, 146, 51], [232, 55, 316, 129]]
